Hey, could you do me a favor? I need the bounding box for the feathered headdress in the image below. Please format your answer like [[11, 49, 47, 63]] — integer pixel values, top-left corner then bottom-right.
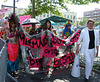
[[8, 14, 17, 24]]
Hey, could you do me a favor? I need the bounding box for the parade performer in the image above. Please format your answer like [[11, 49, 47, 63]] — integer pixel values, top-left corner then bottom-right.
[[42, 20, 57, 74], [25, 26, 30, 33], [62, 21, 72, 39], [76, 19, 99, 82], [6, 14, 19, 77], [29, 24, 38, 35], [0, 20, 9, 39]]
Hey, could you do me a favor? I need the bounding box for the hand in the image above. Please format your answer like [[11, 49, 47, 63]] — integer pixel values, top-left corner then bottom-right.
[[76, 49, 79, 55], [95, 52, 98, 57]]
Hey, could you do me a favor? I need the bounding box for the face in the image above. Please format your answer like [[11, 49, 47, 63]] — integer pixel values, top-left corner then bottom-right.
[[87, 21, 94, 29], [67, 26, 71, 29], [47, 22, 50, 28], [32, 24, 35, 29], [9, 21, 15, 28]]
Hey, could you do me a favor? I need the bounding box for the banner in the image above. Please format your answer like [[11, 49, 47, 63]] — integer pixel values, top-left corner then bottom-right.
[[19, 29, 81, 73], [19, 32, 48, 48], [28, 52, 75, 68], [19, 30, 81, 49], [43, 46, 58, 57], [67, 30, 81, 46], [28, 56, 42, 68], [0, 8, 11, 15], [19, 15, 31, 27], [53, 52, 75, 67]]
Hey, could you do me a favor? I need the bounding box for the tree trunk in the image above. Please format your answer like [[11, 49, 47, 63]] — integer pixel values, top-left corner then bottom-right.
[[32, 0, 35, 18]]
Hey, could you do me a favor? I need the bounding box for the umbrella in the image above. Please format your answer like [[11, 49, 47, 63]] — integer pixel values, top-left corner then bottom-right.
[[21, 18, 40, 25], [50, 20, 56, 25]]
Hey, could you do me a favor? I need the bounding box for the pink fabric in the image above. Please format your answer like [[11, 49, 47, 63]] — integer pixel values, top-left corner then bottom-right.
[[9, 30, 18, 38], [8, 43, 19, 62], [0, 8, 11, 15]]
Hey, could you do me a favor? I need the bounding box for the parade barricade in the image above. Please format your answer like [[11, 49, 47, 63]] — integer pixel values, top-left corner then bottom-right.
[[0, 38, 7, 82], [0, 38, 18, 82]]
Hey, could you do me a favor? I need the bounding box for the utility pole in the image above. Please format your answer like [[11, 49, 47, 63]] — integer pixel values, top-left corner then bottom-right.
[[32, 0, 35, 18], [13, 0, 15, 15]]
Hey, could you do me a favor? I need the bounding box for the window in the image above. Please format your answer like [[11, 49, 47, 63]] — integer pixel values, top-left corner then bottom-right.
[[85, 12, 90, 16], [43, 14, 45, 17], [67, 15, 69, 18], [73, 16, 76, 19], [47, 14, 49, 17], [71, 15, 72, 19]]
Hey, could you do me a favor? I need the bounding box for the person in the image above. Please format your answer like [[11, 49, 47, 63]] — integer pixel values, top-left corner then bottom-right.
[[25, 26, 30, 33], [76, 19, 99, 82], [41, 20, 57, 74], [5, 14, 19, 78], [62, 21, 72, 39], [29, 24, 38, 35], [37, 24, 45, 33], [52, 26, 58, 35], [0, 20, 9, 39]]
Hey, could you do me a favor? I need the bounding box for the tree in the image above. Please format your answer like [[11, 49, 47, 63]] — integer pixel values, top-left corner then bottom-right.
[[24, 0, 100, 18], [23, 0, 69, 18], [4, 0, 100, 18], [94, 20, 100, 26], [78, 17, 87, 26]]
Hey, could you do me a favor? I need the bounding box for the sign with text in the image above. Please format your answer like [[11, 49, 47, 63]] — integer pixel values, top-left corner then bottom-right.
[[43, 46, 58, 57], [19, 30, 81, 49], [28, 52, 75, 68], [19, 32, 48, 49], [20, 15, 31, 27], [53, 52, 75, 67], [67, 30, 81, 46], [28, 56, 42, 68]]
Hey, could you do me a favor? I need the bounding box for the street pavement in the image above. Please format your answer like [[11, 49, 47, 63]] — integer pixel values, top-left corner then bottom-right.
[[5, 66, 100, 82]]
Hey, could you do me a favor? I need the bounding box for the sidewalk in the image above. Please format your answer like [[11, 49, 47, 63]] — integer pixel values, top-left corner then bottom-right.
[[5, 66, 100, 82]]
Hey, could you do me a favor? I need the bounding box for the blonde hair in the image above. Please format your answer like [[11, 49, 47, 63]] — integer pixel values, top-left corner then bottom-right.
[[87, 19, 94, 25]]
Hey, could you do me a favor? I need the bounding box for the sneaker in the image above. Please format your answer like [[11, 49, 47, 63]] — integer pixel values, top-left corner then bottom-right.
[[13, 72, 18, 78]]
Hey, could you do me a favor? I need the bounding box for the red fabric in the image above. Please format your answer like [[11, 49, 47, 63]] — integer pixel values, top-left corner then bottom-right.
[[0, 29, 3, 39], [0, 27, 9, 39], [8, 43, 19, 62]]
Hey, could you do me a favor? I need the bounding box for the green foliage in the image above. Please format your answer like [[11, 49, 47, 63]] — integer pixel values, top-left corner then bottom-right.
[[5, 0, 100, 18], [93, 64, 100, 71], [94, 20, 100, 27], [24, 0, 100, 18], [79, 17, 87, 26], [4, 0, 7, 2], [23, 0, 70, 17], [67, 0, 100, 5]]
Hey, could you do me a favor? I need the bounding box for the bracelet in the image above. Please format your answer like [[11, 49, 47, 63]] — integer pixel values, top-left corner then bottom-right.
[[97, 51, 99, 52]]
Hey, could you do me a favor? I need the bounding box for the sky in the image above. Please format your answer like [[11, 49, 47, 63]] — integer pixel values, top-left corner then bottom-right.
[[0, 0, 100, 18]]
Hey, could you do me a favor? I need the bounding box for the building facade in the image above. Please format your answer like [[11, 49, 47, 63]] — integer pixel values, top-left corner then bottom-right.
[[0, 5, 77, 23], [84, 8, 100, 22], [36, 11, 77, 23]]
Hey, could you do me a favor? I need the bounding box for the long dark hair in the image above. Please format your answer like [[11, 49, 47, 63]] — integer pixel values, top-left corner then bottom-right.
[[8, 14, 17, 32], [44, 19, 52, 31]]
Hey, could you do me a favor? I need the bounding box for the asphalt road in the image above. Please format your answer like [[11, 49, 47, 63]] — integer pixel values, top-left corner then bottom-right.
[[5, 66, 100, 82]]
